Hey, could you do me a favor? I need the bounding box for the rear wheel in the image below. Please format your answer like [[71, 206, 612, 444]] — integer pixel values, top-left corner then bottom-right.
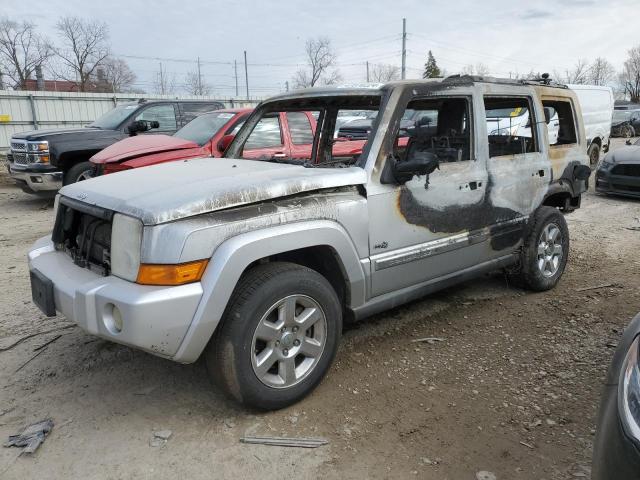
[[513, 206, 569, 291], [588, 143, 600, 168], [206, 262, 342, 410], [63, 161, 95, 185]]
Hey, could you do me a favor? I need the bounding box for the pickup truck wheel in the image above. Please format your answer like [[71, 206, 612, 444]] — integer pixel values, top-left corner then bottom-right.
[[207, 262, 342, 410], [515, 206, 569, 292], [588, 143, 600, 168], [63, 161, 95, 185]]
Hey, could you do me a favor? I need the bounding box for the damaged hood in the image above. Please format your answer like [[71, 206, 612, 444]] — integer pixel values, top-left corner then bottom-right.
[[91, 135, 200, 164], [607, 146, 640, 164], [60, 157, 367, 225]]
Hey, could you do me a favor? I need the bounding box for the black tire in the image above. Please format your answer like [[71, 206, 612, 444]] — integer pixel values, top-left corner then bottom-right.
[[623, 125, 635, 139], [513, 206, 569, 292], [206, 262, 342, 410], [588, 143, 600, 168], [63, 161, 95, 185]]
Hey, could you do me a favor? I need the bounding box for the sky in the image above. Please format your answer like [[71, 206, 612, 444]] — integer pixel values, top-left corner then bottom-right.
[[2, 0, 638, 98]]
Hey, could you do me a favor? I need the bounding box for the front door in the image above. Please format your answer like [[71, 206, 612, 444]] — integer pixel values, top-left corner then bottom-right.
[[367, 92, 494, 297]]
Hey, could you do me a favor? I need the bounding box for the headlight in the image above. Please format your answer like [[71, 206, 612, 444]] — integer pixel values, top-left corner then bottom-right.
[[110, 214, 143, 282], [619, 336, 640, 443], [28, 141, 48, 152]]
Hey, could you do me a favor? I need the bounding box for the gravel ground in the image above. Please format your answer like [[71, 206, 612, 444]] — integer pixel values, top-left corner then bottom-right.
[[0, 141, 639, 479]]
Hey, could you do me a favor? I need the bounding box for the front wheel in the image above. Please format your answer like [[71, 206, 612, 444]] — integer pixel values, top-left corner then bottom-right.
[[63, 161, 95, 185], [206, 262, 342, 410], [513, 206, 569, 291]]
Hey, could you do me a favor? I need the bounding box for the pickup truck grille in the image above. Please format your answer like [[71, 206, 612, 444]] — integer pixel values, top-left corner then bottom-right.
[[611, 164, 640, 177], [52, 197, 113, 275], [10, 140, 28, 165]]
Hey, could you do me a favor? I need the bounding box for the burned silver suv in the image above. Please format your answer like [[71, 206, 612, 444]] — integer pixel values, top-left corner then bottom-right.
[[28, 77, 591, 409]]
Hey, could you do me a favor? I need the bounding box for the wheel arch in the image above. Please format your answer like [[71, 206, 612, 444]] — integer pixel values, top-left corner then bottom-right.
[[172, 220, 366, 363]]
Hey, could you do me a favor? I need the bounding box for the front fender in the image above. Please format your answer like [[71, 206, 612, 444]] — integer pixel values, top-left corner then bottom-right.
[[172, 220, 366, 363]]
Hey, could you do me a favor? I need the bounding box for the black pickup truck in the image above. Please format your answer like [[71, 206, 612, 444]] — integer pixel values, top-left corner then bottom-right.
[[7, 99, 224, 195]]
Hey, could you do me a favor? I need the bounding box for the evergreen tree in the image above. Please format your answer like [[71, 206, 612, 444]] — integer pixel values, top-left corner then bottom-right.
[[423, 50, 441, 78]]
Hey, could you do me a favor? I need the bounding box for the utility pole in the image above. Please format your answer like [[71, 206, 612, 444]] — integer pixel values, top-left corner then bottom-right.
[[234, 60, 238, 97], [159, 62, 164, 95], [366, 61, 370, 82], [244, 50, 249, 99], [285, 80, 289, 92], [401, 18, 407, 80], [197, 57, 202, 95]]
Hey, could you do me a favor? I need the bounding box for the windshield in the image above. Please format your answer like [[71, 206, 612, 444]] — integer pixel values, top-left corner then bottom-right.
[[174, 112, 238, 145], [613, 110, 632, 122], [89, 104, 138, 129]]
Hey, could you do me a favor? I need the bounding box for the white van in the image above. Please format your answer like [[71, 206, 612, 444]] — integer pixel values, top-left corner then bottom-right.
[[567, 84, 614, 166]]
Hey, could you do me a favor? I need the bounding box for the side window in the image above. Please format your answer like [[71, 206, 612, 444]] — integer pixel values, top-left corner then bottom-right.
[[135, 104, 177, 132], [393, 97, 472, 164], [243, 115, 283, 150], [541, 100, 577, 146], [286, 112, 314, 144], [484, 97, 538, 157]]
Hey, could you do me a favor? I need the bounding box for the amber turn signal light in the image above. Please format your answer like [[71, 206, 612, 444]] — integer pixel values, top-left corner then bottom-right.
[[136, 259, 209, 286]]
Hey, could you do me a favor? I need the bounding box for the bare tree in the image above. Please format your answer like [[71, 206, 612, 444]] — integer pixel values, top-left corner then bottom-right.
[[55, 16, 110, 91], [153, 63, 176, 95], [101, 57, 136, 93], [563, 59, 589, 84], [620, 46, 640, 103], [474, 62, 490, 76], [0, 18, 52, 89], [588, 57, 615, 86], [292, 36, 340, 88], [184, 70, 211, 95], [370, 63, 400, 82]]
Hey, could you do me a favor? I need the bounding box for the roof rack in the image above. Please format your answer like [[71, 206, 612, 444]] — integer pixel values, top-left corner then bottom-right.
[[443, 72, 567, 89]]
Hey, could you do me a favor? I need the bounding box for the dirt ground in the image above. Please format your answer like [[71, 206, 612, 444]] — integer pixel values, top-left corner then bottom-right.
[[1, 141, 639, 480]]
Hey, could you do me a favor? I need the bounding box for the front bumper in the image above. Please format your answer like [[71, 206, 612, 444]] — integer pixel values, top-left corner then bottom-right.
[[28, 237, 203, 359], [595, 169, 640, 198], [9, 162, 63, 193]]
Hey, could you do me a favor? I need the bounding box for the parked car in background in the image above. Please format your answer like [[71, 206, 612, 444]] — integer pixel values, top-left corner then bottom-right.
[[592, 312, 640, 480], [7, 99, 224, 194], [28, 77, 590, 410], [93, 109, 367, 174], [595, 137, 640, 197], [91, 109, 252, 175], [611, 109, 640, 138], [567, 84, 614, 167]]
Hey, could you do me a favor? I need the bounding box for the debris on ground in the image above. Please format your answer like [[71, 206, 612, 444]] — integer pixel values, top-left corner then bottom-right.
[[4, 419, 54, 454], [411, 337, 444, 344], [476, 472, 497, 480], [150, 430, 172, 447], [240, 436, 328, 448], [575, 282, 620, 292]]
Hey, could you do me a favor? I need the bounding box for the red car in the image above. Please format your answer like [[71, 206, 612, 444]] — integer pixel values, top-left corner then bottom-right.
[[91, 109, 366, 174], [91, 108, 252, 174]]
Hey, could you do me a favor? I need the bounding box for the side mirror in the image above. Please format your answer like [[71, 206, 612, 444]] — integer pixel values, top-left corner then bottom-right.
[[128, 120, 159, 135], [543, 107, 554, 124], [217, 134, 235, 154], [392, 151, 440, 184]]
